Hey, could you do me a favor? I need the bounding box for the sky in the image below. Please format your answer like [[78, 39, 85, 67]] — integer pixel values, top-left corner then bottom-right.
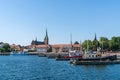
[[0, 0, 120, 46]]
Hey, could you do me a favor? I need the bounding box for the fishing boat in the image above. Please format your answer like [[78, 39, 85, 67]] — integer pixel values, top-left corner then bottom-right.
[[64, 50, 82, 59], [78, 50, 117, 61], [55, 50, 83, 61], [70, 49, 118, 65]]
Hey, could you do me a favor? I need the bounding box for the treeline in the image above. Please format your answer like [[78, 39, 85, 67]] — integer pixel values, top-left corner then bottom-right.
[[0, 43, 11, 52], [82, 36, 120, 51]]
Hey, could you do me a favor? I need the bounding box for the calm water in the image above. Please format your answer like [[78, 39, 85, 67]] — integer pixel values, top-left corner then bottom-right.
[[0, 55, 120, 80]]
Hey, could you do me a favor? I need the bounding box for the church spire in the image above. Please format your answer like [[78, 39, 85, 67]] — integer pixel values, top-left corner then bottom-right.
[[44, 29, 49, 45], [94, 33, 97, 41], [44, 29, 48, 40]]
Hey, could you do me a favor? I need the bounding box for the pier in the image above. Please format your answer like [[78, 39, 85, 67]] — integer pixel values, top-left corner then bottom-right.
[[72, 60, 120, 65]]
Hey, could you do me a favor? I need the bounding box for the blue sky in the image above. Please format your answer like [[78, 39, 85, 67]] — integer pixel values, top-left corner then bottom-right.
[[0, 0, 120, 46]]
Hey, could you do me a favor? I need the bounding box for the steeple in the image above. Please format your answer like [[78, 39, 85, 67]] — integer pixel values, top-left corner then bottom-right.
[[44, 29, 49, 45], [44, 29, 49, 40], [94, 33, 97, 41], [93, 33, 99, 51]]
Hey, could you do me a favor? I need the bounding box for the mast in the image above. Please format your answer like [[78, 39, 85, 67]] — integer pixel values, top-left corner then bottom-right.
[[35, 37, 37, 41], [70, 33, 73, 50], [87, 40, 89, 52], [80, 41, 82, 52]]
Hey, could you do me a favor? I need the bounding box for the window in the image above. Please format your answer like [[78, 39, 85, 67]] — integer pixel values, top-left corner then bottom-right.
[[89, 55, 91, 57], [96, 55, 97, 57]]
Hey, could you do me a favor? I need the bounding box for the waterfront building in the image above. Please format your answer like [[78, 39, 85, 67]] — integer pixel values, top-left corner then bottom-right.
[[29, 29, 49, 53], [28, 29, 81, 53], [10, 44, 22, 52], [31, 29, 49, 46], [51, 41, 81, 53]]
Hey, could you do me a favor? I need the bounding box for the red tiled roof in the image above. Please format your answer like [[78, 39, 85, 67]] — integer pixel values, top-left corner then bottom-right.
[[36, 45, 48, 48], [51, 44, 81, 48]]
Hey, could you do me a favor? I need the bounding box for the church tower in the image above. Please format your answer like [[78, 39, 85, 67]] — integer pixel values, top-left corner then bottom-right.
[[93, 33, 99, 51], [44, 29, 49, 45]]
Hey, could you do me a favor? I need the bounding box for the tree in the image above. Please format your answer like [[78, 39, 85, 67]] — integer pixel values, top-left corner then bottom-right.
[[2, 43, 11, 52], [0, 48, 5, 52], [93, 39, 100, 51], [99, 37, 109, 50], [82, 40, 93, 51], [109, 36, 120, 51]]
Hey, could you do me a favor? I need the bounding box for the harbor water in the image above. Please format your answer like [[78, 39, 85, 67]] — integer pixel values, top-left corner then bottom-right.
[[0, 55, 120, 80]]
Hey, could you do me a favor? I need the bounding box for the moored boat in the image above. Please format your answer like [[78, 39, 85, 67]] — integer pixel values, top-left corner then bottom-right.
[[72, 60, 120, 65], [78, 50, 117, 61], [64, 50, 83, 59], [55, 50, 83, 61], [70, 49, 118, 65]]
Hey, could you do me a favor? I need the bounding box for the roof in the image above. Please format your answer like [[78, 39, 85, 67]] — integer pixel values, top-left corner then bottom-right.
[[74, 41, 79, 44], [51, 44, 71, 48], [36, 45, 48, 48], [51, 44, 81, 48], [31, 40, 44, 45], [73, 44, 81, 47]]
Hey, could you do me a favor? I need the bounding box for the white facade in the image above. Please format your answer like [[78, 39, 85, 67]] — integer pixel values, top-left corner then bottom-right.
[[83, 51, 107, 59], [37, 48, 47, 53]]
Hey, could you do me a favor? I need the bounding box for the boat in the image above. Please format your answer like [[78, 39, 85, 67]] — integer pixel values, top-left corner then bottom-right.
[[78, 50, 117, 61], [72, 60, 120, 65], [64, 50, 83, 59], [55, 54, 70, 61], [10, 51, 28, 56], [55, 50, 83, 61], [70, 49, 118, 65]]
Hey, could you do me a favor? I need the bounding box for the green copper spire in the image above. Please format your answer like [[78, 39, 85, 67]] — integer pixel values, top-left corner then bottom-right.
[[44, 29, 49, 40]]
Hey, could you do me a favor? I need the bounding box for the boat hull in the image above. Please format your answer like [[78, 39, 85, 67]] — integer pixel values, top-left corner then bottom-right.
[[72, 60, 120, 65], [78, 55, 117, 61]]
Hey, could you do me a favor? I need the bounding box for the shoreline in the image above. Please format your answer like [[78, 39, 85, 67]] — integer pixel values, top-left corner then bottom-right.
[[0, 51, 120, 56], [0, 52, 11, 55]]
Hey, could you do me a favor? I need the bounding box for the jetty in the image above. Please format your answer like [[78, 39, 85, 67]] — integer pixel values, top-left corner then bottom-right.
[[71, 60, 120, 65]]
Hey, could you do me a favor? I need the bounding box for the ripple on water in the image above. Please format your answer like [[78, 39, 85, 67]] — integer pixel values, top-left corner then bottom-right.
[[0, 56, 120, 80]]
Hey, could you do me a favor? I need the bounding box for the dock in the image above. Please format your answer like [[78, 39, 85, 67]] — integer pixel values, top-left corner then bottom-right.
[[71, 60, 120, 65]]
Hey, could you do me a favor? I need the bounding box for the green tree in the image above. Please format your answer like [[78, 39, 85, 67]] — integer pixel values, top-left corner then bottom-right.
[[92, 40, 99, 51], [0, 48, 5, 52], [109, 36, 120, 51], [99, 37, 109, 50], [2, 43, 11, 52], [82, 40, 93, 51]]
